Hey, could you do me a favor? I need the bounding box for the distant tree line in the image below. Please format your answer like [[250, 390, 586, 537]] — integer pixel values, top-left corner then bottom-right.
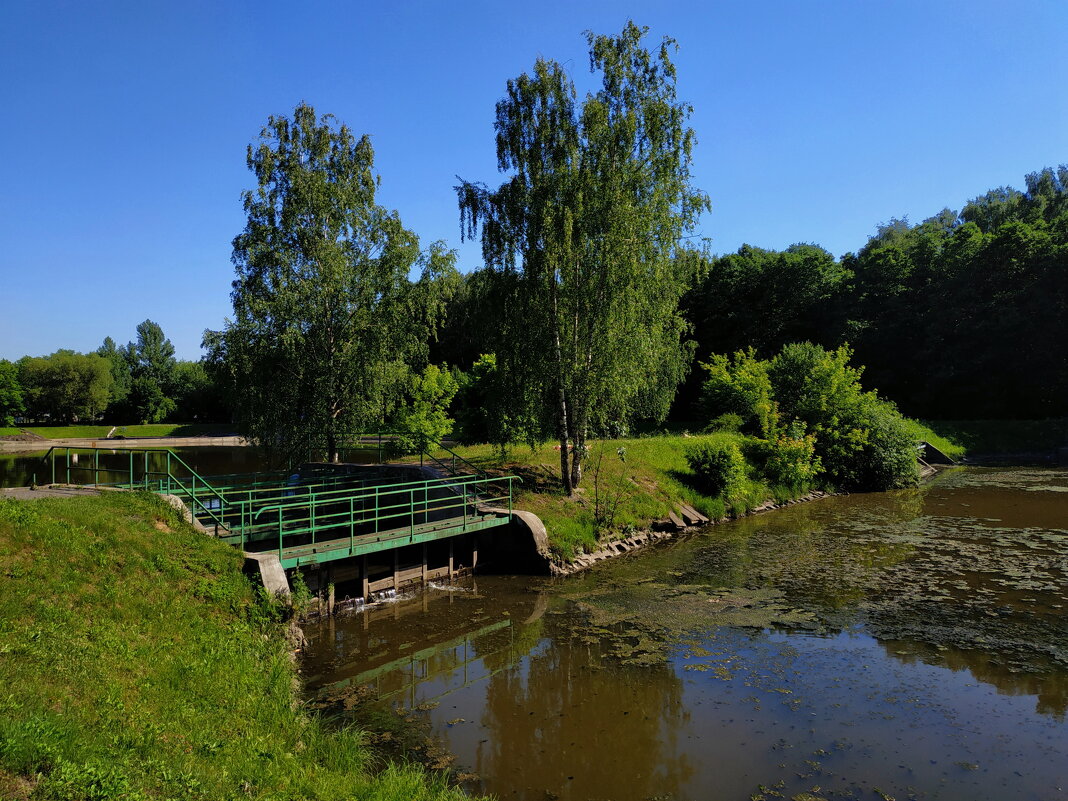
[[0, 320, 230, 426], [679, 167, 1068, 419], [207, 20, 1066, 494]]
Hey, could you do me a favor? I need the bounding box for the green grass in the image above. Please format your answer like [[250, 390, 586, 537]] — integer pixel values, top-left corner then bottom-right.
[[902, 419, 966, 460], [0, 428, 24, 437], [24, 425, 113, 438], [112, 423, 235, 438], [25, 423, 235, 440], [0, 492, 478, 801], [435, 435, 787, 560], [920, 418, 1068, 455]]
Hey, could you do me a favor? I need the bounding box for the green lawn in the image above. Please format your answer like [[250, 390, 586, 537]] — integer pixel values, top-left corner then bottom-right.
[[921, 418, 1068, 455], [0, 427, 25, 437], [24, 425, 113, 438], [434, 434, 785, 560], [25, 423, 235, 440], [0, 492, 475, 801]]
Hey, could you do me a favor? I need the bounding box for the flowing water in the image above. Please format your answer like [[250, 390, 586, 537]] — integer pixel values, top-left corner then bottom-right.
[[303, 467, 1068, 801]]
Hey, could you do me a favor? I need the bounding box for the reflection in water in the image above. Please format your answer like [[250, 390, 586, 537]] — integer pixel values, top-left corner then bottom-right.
[[304, 468, 1068, 800]]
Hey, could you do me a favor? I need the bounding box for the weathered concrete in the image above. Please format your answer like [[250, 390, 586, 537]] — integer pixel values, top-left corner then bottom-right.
[[244, 552, 292, 600]]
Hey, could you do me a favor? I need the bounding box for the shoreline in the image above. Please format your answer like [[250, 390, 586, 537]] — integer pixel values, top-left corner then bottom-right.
[[0, 434, 248, 453], [547, 487, 838, 576]]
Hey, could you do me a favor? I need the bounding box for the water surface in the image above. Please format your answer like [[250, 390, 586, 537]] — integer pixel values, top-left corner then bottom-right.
[[284, 468, 1068, 798]]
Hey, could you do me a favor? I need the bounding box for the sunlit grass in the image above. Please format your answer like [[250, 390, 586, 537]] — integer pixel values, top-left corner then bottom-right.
[[920, 418, 1068, 456], [26, 423, 235, 440], [0, 492, 478, 801]]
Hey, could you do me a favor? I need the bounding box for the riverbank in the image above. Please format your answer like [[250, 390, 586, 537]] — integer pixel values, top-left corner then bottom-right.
[[0, 434, 248, 453], [0, 491, 477, 800]]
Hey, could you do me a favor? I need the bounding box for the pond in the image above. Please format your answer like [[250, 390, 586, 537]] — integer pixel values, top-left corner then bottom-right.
[[302, 467, 1068, 801], [0, 445, 380, 488]]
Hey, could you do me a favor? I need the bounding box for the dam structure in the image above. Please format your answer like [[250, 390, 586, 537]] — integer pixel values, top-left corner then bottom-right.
[[33, 445, 522, 599]]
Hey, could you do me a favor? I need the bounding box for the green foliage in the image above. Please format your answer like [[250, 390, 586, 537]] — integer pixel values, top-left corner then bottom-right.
[[452, 354, 532, 453], [685, 439, 746, 500], [751, 421, 822, 491], [0, 359, 23, 426], [767, 343, 917, 490], [392, 364, 458, 453], [18, 351, 114, 423], [217, 102, 456, 462], [679, 165, 1068, 421], [457, 21, 709, 493], [698, 349, 777, 437]]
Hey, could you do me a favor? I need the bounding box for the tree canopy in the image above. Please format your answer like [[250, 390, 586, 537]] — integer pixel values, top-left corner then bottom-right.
[[456, 21, 709, 492], [215, 103, 455, 462]]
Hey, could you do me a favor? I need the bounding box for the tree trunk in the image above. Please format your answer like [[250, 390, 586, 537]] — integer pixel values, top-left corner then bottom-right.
[[570, 433, 583, 489], [557, 388, 572, 496], [326, 430, 339, 464]]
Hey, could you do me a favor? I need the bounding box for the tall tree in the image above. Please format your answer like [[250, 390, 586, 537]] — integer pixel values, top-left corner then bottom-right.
[[457, 21, 709, 493], [217, 103, 454, 462], [124, 320, 178, 423], [0, 360, 24, 427]]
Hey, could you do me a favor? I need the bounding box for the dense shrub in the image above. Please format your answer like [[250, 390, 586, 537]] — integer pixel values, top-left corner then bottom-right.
[[700, 342, 919, 492], [752, 422, 822, 490], [698, 349, 777, 437], [685, 440, 747, 499]]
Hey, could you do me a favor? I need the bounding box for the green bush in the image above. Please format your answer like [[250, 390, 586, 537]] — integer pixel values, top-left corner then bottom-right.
[[751, 422, 822, 491], [685, 440, 747, 500], [698, 349, 777, 437], [768, 342, 917, 491]]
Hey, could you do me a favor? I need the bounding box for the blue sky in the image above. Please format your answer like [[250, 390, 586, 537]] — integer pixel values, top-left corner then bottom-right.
[[1, 0, 1065, 361]]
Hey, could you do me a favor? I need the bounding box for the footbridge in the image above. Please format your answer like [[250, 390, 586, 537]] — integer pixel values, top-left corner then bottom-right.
[[34, 446, 519, 578]]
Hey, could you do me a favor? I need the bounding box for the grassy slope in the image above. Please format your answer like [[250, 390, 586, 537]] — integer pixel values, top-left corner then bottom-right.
[[441, 435, 786, 560], [0, 492, 474, 801], [920, 418, 1068, 455], [0, 428, 24, 437], [26, 424, 234, 439]]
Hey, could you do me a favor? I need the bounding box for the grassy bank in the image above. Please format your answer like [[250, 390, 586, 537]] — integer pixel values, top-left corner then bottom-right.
[[0, 492, 474, 801], [441, 435, 808, 560], [920, 418, 1068, 456], [24, 423, 235, 439]]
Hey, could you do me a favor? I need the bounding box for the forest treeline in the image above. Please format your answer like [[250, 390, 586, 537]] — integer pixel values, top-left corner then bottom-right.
[[3, 22, 1063, 497], [681, 167, 1068, 419], [0, 320, 228, 426]]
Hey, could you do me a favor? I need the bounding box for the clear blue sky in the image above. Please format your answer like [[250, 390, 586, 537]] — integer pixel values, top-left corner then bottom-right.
[[2, 0, 1065, 361]]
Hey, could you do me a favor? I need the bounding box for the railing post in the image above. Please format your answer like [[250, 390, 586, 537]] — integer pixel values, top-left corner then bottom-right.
[[375, 488, 379, 535], [94, 449, 99, 487], [410, 489, 415, 538], [278, 508, 284, 561], [128, 450, 133, 487], [463, 484, 468, 530], [310, 492, 316, 545], [51, 450, 56, 485], [349, 497, 354, 555], [66, 448, 70, 485]]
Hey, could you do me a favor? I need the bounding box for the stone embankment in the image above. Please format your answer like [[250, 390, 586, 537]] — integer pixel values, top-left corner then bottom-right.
[[550, 489, 834, 577]]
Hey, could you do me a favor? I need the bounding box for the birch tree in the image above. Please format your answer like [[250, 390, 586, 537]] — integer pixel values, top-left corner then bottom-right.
[[220, 103, 453, 462], [456, 22, 709, 492]]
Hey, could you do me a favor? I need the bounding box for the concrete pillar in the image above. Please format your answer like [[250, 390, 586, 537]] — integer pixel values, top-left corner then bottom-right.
[[361, 555, 369, 600], [393, 548, 399, 591], [472, 534, 478, 572], [448, 540, 454, 580], [421, 544, 427, 584]]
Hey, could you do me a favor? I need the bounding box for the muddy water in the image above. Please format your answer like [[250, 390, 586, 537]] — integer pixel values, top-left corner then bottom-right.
[[303, 467, 1068, 801]]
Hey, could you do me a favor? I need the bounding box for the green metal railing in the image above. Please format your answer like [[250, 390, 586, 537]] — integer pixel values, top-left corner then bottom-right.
[[35, 445, 519, 569], [35, 446, 231, 530]]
